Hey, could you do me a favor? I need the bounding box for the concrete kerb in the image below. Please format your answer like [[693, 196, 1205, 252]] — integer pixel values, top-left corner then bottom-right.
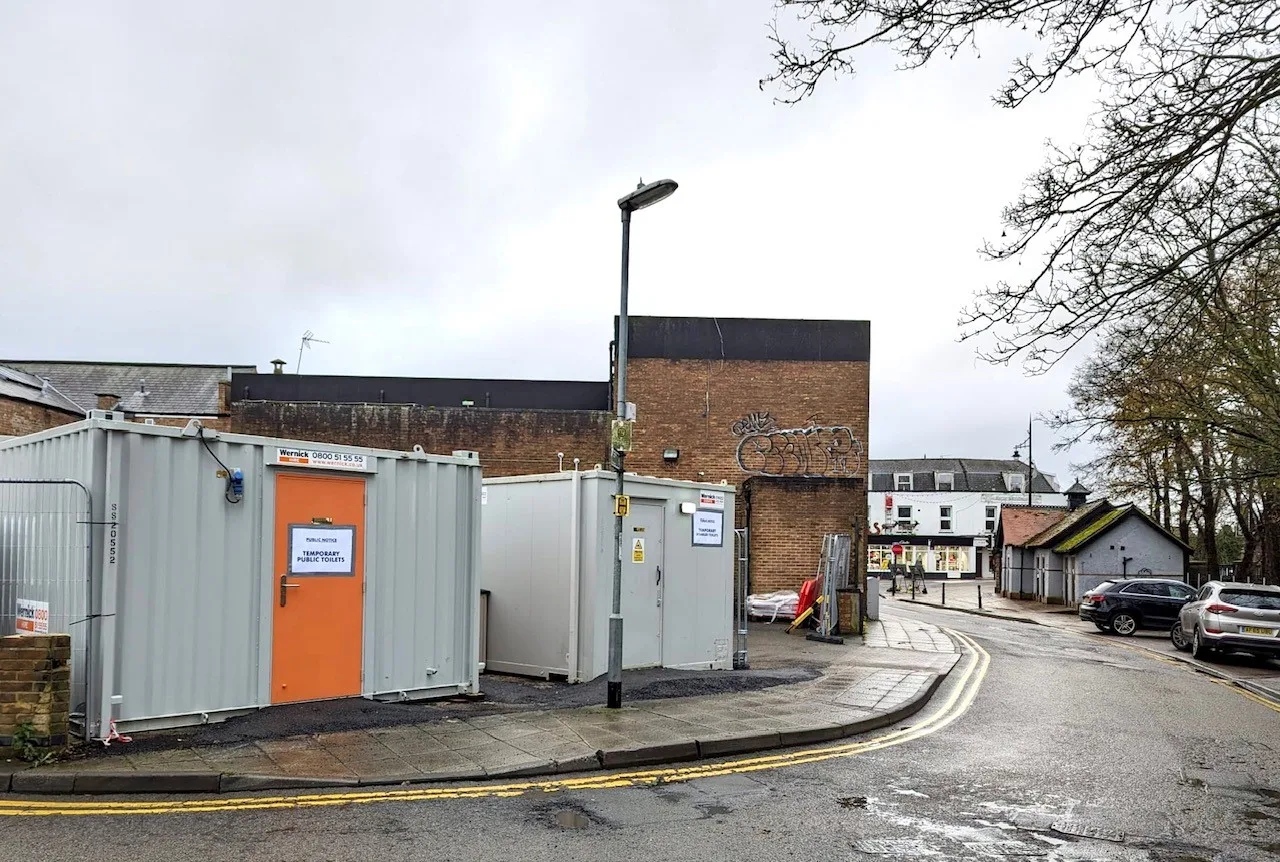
[[891, 597, 1047, 627], [2, 669, 955, 796]]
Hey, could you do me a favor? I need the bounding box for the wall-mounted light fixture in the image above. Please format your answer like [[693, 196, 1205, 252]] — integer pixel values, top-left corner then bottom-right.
[[679, 501, 697, 515], [662, 448, 680, 462]]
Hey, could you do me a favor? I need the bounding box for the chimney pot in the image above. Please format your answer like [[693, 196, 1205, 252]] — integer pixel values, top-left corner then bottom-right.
[[270, 359, 286, 375]]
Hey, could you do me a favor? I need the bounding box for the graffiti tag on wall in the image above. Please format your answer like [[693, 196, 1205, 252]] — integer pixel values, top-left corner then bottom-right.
[[732, 413, 864, 478]]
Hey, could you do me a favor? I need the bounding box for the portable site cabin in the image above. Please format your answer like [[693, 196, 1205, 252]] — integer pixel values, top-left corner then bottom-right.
[[480, 470, 736, 682], [0, 413, 482, 739]]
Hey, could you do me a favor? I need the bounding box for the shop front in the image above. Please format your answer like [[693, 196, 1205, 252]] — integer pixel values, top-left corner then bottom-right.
[[866, 534, 978, 579]]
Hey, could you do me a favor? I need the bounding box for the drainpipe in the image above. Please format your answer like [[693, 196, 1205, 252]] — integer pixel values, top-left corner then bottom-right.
[[567, 466, 582, 682], [744, 480, 753, 595]]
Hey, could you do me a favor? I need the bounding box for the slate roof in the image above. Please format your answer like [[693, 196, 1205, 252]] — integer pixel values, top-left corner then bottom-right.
[[868, 458, 1059, 493], [1064, 481, 1090, 495], [0, 364, 83, 415], [998, 506, 1068, 547], [4, 361, 256, 416]]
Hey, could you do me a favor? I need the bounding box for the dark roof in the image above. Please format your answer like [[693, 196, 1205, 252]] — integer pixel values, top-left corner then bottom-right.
[[233, 374, 610, 411], [0, 364, 82, 415], [1052, 504, 1192, 553], [1064, 481, 1090, 495], [5, 361, 253, 415], [624, 316, 870, 362], [869, 458, 1058, 493]]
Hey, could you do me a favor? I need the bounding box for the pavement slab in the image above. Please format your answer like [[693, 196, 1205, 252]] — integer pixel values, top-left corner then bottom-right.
[[11, 614, 961, 794]]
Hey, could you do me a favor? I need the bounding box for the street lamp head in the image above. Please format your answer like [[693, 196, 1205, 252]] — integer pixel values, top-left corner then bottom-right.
[[618, 178, 678, 212]]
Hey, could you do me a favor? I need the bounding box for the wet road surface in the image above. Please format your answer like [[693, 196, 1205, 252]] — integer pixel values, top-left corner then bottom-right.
[[3, 606, 1277, 861]]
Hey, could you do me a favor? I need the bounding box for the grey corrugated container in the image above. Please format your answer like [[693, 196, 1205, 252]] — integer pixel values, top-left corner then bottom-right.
[[0, 413, 481, 739], [481, 470, 735, 682]]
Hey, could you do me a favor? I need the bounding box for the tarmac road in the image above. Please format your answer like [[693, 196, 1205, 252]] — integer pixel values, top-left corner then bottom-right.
[[3, 606, 1278, 861]]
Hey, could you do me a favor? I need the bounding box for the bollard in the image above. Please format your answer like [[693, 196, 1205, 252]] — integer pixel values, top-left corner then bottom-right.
[[978, 582, 983, 609], [942, 582, 946, 605]]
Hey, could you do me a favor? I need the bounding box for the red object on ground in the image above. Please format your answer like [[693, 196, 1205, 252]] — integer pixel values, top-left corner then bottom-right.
[[796, 578, 820, 618]]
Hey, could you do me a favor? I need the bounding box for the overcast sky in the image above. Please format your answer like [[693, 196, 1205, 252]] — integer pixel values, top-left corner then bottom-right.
[[0, 2, 1103, 484]]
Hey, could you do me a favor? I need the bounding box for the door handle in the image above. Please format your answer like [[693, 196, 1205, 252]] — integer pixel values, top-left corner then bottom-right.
[[656, 565, 662, 585], [280, 574, 301, 607]]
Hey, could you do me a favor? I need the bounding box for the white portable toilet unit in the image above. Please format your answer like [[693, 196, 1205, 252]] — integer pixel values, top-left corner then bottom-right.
[[0, 414, 482, 739], [481, 470, 735, 682]]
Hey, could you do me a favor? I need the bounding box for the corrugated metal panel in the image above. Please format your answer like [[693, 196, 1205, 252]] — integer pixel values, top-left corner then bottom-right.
[[1, 418, 482, 736], [365, 457, 482, 696], [108, 428, 267, 725]]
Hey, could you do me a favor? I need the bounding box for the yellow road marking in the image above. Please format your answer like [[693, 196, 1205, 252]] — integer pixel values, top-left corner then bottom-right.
[[0, 631, 989, 817], [1208, 678, 1280, 714], [1070, 630, 1280, 711], [932, 603, 1278, 712]]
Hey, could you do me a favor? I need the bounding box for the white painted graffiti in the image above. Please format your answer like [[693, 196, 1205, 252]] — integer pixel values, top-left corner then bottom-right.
[[732, 414, 864, 478]]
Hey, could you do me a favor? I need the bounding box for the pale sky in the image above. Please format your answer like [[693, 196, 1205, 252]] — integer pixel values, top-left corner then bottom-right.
[[0, 2, 1101, 485]]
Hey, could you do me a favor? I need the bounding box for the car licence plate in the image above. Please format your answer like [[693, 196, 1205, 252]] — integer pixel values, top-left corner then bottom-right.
[[1241, 626, 1275, 636]]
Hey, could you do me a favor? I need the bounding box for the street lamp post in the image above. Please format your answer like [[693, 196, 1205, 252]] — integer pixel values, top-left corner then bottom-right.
[[608, 178, 678, 710], [1012, 415, 1033, 506]]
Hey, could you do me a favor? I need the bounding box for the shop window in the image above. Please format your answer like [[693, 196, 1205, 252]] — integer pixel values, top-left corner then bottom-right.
[[932, 546, 971, 572]]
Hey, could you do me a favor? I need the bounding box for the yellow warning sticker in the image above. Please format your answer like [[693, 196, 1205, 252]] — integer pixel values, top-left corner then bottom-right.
[[632, 538, 645, 563]]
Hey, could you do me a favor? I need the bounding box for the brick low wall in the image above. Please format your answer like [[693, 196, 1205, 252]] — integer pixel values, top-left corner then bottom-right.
[[0, 634, 71, 747]]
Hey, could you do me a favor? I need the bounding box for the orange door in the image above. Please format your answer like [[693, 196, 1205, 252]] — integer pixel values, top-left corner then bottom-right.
[[271, 473, 366, 704]]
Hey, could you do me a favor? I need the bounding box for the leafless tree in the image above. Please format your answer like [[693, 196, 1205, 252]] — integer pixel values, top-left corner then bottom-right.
[[765, 1, 1280, 371]]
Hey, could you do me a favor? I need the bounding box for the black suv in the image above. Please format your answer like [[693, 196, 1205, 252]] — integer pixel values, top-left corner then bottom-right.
[[1078, 578, 1197, 636]]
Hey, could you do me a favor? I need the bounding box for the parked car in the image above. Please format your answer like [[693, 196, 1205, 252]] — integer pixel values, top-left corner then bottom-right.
[[1078, 578, 1197, 636], [1175, 581, 1280, 660]]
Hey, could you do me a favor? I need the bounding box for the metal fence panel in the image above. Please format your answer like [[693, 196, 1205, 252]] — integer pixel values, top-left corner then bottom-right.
[[733, 528, 748, 669], [0, 480, 91, 722]]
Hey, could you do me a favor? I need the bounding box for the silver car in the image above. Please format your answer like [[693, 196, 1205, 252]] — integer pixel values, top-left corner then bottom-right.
[[1174, 581, 1280, 661]]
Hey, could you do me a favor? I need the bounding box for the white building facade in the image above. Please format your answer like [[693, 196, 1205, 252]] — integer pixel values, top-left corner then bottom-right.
[[868, 459, 1066, 579]]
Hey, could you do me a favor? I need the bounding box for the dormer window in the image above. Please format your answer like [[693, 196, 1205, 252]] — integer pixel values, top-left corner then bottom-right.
[[895, 473, 913, 491], [1005, 473, 1025, 493], [935, 472, 954, 491]]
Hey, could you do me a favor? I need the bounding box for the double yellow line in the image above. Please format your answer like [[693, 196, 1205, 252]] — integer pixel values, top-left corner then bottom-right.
[[1060, 624, 1280, 714], [0, 630, 989, 818]]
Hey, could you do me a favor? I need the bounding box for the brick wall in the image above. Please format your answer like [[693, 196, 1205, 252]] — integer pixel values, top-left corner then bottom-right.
[[624, 358, 870, 490], [625, 357, 870, 611], [0, 634, 71, 747], [746, 477, 867, 597], [0, 396, 80, 438], [234, 401, 611, 476]]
